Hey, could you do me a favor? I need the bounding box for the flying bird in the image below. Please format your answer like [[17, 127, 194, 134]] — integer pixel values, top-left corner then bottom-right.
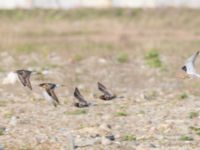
[[97, 82, 116, 100], [15, 69, 33, 90], [74, 87, 90, 108], [182, 51, 200, 78], [39, 83, 60, 107]]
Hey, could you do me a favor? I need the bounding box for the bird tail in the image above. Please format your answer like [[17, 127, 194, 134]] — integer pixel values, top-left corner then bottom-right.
[[52, 101, 59, 107]]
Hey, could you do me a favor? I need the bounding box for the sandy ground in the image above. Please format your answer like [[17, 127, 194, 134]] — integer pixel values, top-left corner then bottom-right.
[[0, 9, 200, 150]]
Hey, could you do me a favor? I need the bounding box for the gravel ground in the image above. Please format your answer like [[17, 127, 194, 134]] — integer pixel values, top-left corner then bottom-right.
[[0, 9, 200, 150]]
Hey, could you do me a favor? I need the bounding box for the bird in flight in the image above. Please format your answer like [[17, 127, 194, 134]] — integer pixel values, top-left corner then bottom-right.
[[74, 87, 90, 108], [181, 51, 200, 78], [39, 83, 60, 107], [15, 69, 33, 90], [97, 82, 116, 100]]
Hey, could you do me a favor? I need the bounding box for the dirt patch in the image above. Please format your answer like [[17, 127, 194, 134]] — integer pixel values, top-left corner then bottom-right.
[[0, 9, 199, 150]]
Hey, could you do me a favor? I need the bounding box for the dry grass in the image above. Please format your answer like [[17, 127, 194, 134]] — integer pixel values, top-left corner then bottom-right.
[[0, 8, 200, 149]]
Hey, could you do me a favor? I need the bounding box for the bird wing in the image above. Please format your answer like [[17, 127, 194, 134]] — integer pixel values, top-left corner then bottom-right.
[[47, 89, 60, 104], [25, 75, 32, 90], [17, 74, 26, 86], [98, 82, 111, 96], [74, 88, 87, 103], [185, 51, 199, 74]]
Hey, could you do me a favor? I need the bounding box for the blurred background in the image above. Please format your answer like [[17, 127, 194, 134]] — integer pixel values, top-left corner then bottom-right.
[[1, 0, 200, 9], [1, 1, 200, 150]]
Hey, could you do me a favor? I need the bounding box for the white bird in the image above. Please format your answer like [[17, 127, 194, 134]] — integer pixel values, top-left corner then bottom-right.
[[182, 51, 200, 78]]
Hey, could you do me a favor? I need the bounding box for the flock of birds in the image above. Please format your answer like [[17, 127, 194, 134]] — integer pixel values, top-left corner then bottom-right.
[[13, 70, 116, 107], [11, 51, 200, 108]]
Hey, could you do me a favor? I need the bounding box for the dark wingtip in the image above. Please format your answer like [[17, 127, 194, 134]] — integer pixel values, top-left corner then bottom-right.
[[57, 99, 60, 105], [53, 103, 57, 107], [97, 82, 104, 88], [97, 82, 101, 87], [74, 87, 78, 96]]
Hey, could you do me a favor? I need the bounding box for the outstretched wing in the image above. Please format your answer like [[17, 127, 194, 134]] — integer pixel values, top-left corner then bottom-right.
[[17, 74, 26, 86], [25, 75, 32, 90], [98, 82, 111, 96], [185, 51, 199, 74], [74, 88, 87, 103], [191, 51, 199, 65], [47, 89, 60, 104], [16, 70, 32, 90]]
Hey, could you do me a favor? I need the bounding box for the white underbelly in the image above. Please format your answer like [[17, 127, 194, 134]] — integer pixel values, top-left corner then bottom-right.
[[43, 91, 53, 102]]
